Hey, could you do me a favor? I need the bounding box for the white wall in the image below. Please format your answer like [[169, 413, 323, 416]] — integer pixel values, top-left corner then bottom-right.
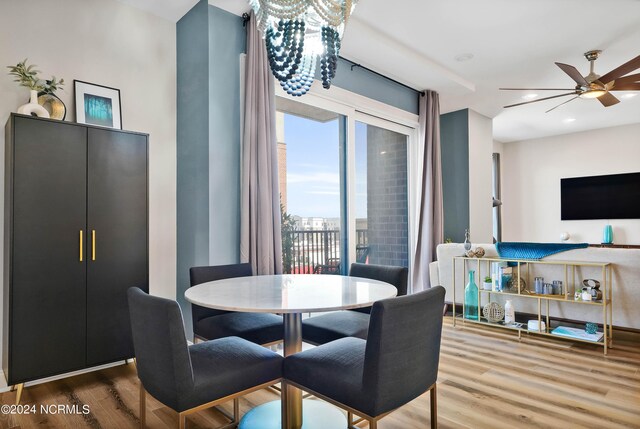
[[0, 0, 177, 306], [502, 123, 640, 244], [468, 110, 494, 243]]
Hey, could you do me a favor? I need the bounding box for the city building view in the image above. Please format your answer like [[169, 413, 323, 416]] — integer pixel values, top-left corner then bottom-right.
[[277, 103, 408, 275]]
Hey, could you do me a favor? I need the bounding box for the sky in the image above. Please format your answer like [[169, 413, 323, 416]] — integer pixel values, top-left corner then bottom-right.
[[282, 113, 368, 218]]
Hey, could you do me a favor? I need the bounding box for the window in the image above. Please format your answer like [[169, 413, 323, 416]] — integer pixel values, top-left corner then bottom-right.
[[276, 85, 418, 280], [355, 121, 409, 267]]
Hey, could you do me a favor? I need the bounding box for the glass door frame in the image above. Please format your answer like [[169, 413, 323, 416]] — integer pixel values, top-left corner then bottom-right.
[[276, 83, 420, 285], [351, 112, 418, 274]]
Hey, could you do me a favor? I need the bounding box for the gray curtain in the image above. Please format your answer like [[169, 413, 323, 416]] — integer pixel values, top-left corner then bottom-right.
[[412, 90, 444, 292], [240, 11, 283, 275]]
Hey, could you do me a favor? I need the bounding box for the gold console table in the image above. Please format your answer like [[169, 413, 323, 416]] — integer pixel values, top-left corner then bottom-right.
[[452, 256, 613, 354]]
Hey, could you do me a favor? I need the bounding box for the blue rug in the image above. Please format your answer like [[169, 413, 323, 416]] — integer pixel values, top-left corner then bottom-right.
[[495, 242, 589, 259]]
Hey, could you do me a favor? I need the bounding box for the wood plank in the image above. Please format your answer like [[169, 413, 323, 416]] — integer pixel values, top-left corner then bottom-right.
[[1, 319, 638, 429]]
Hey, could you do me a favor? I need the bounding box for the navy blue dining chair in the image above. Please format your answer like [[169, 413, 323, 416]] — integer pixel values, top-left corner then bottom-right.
[[189, 263, 283, 345], [127, 287, 283, 429], [301, 263, 408, 345], [285, 286, 445, 429]]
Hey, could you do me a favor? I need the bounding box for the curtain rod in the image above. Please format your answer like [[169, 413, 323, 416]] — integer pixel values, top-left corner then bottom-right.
[[337, 56, 425, 97], [241, 14, 425, 97]]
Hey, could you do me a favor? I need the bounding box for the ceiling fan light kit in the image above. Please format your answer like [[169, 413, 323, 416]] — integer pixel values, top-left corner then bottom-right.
[[500, 50, 640, 112]]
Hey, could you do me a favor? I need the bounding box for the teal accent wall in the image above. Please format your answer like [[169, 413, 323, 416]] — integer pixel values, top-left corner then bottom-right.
[[325, 58, 419, 114], [177, 1, 245, 334], [208, 7, 245, 264], [177, 0, 210, 332], [440, 109, 469, 243]]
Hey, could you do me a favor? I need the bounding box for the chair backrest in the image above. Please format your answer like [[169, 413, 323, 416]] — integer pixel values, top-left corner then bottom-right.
[[189, 263, 253, 322], [349, 263, 408, 314], [127, 288, 194, 410], [362, 286, 446, 416]]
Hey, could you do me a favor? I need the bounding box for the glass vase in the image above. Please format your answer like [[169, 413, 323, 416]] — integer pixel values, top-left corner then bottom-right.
[[463, 229, 471, 251], [464, 270, 479, 320], [602, 224, 613, 244]]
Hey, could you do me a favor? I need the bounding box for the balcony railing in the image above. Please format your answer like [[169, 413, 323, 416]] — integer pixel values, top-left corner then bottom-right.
[[282, 229, 368, 274]]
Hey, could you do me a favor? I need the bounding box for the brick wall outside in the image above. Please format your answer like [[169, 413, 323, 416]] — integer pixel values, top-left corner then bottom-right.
[[366, 126, 408, 267]]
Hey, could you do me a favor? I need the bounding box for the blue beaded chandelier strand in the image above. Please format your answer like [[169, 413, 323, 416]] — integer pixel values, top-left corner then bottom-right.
[[249, 0, 358, 96]]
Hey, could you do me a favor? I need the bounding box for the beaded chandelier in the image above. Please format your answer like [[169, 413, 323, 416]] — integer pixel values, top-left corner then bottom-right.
[[249, 0, 358, 96]]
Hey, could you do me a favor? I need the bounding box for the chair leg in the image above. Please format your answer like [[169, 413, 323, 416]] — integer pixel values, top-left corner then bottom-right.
[[139, 384, 146, 428], [233, 398, 240, 424], [179, 412, 187, 429], [369, 418, 377, 429], [280, 381, 288, 429], [430, 384, 438, 429], [347, 411, 353, 426]]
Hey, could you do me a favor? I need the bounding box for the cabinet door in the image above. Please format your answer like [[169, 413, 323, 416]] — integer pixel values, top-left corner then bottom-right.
[[86, 128, 148, 366], [10, 117, 87, 384]]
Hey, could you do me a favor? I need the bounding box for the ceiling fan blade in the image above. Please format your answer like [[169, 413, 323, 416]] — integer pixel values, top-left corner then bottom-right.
[[612, 73, 640, 86], [545, 96, 579, 113], [555, 62, 588, 85], [598, 92, 620, 107], [610, 83, 640, 91], [598, 54, 640, 85], [499, 88, 576, 91], [504, 92, 578, 108]]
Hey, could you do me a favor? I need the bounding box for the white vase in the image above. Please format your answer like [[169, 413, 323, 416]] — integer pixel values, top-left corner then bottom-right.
[[17, 90, 50, 118], [504, 300, 515, 325]]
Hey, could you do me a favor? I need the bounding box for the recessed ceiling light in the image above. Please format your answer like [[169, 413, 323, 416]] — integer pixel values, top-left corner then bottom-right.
[[454, 53, 474, 62], [380, 151, 387, 155], [622, 93, 637, 99], [522, 93, 538, 100], [563, 118, 576, 123]]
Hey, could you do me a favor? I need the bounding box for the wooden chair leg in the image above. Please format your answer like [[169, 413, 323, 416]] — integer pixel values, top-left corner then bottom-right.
[[179, 412, 186, 429], [139, 384, 146, 428], [347, 411, 353, 426], [430, 384, 438, 429], [369, 418, 377, 429]]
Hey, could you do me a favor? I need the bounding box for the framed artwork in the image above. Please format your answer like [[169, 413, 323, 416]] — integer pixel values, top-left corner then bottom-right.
[[74, 80, 122, 129]]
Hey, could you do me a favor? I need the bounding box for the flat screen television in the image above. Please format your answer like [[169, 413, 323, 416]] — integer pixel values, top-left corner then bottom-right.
[[561, 172, 640, 220]]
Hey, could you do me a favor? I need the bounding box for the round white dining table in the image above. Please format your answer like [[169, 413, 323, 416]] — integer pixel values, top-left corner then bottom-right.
[[185, 274, 398, 429]]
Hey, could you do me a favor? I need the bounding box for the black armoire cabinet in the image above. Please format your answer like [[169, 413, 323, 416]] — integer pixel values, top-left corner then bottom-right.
[[3, 114, 148, 387]]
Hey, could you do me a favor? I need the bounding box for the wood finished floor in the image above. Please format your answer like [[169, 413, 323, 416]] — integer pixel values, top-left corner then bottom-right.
[[1, 318, 638, 429]]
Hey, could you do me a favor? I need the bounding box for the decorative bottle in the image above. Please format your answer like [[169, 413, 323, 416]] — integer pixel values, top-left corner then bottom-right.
[[464, 270, 479, 320], [504, 300, 515, 325], [602, 224, 613, 244], [463, 229, 472, 252]]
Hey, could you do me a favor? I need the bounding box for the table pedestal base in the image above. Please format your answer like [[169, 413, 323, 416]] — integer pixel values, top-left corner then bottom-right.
[[238, 399, 346, 429]]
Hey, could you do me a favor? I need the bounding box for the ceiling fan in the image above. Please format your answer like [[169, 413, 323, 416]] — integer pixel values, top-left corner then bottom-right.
[[500, 50, 640, 112]]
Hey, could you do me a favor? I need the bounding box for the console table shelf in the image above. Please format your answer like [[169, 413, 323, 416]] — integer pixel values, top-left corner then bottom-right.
[[479, 289, 610, 306], [452, 256, 613, 354]]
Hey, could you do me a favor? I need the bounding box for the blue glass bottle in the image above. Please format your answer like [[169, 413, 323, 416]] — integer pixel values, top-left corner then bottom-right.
[[464, 270, 479, 320]]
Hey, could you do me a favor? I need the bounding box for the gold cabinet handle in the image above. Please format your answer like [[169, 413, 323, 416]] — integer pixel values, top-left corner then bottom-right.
[[92, 230, 96, 261], [79, 230, 84, 261]]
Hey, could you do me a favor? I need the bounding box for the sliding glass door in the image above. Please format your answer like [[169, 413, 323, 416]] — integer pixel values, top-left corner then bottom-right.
[[276, 96, 415, 277], [354, 120, 409, 267], [276, 100, 347, 274]]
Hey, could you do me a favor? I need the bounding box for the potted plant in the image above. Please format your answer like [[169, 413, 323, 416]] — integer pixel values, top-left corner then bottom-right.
[[7, 59, 65, 119], [483, 275, 493, 290]]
